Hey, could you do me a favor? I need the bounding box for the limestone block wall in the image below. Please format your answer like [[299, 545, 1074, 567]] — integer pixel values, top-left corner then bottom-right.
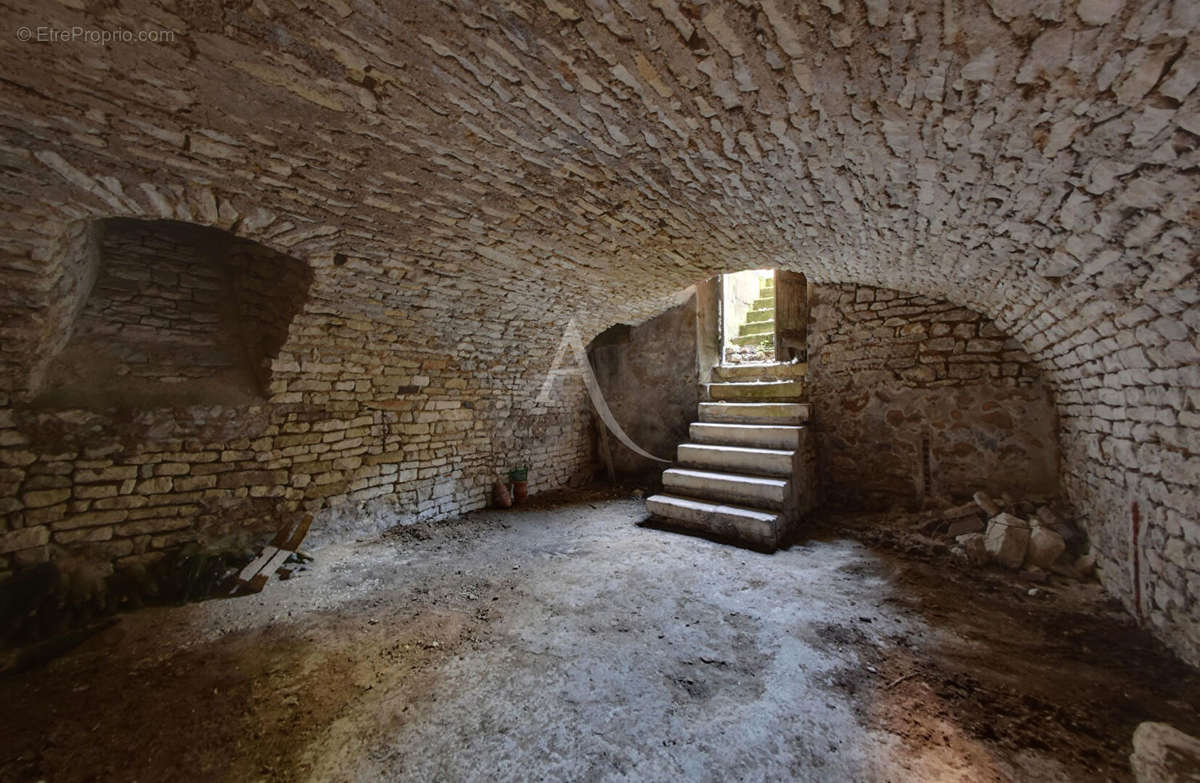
[[228, 237, 318, 393], [0, 0, 1193, 662], [808, 283, 1058, 509], [38, 220, 259, 407], [0, 217, 593, 590], [0, 327, 593, 581]]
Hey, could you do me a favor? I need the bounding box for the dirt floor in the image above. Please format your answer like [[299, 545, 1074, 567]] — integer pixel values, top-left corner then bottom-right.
[[1, 488, 1198, 782]]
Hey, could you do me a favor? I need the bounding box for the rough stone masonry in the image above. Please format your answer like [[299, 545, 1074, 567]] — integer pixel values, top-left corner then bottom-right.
[[807, 282, 1059, 508], [0, 0, 1196, 664]]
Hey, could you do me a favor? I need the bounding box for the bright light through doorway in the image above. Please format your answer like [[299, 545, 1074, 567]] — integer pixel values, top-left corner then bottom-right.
[[721, 269, 775, 364]]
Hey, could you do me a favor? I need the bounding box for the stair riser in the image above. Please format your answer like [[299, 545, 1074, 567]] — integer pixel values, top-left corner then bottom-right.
[[711, 363, 808, 382], [646, 496, 779, 550], [738, 322, 774, 337], [677, 445, 794, 476], [731, 334, 773, 347], [662, 472, 788, 509], [689, 423, 804, 450], [699, 402, 810, 425], [707, 382, 805, 402]]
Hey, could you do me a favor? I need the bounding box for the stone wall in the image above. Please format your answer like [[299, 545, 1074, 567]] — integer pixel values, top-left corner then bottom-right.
[[1, 346, 592, 587], [590, 292, 700, 477], [228, 236, 317, 394], [808, 283, 1058, 509], [0, 0, 1194, 662], [0, 218, 594, 593], [37, 220, 262, 407]]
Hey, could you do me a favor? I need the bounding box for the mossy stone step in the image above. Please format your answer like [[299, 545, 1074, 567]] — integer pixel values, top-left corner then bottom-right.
[[745, 309, 773, 323], [738, 320, 774, 337]]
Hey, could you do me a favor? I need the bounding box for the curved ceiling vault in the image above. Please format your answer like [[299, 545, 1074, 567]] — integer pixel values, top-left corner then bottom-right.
[[0, 0, 1196, 660]]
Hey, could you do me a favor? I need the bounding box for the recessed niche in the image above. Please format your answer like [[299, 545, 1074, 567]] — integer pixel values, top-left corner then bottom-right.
[[34, 218, 312, 409]]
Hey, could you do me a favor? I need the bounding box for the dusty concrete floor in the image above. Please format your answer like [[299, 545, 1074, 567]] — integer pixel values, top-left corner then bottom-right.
[[2, 488, 1199, 782]]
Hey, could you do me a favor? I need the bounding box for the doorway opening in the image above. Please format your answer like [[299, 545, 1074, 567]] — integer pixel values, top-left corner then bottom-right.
[[721, 269, 775, 364]]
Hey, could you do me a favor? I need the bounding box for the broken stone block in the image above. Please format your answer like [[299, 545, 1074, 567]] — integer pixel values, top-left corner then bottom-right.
[[1131, 722, 1200, 783], [985, 513, 1030, 569], [1034, 505, 1061, 528], [1074, 552, 1097, 578], [942, 501, 980, 520], [947, 516, 985, 537], [1035, 505, 1081, 546], [1026, 526, 1067, 569], [955, 532, 989, 565], [1048, 549, 1078, 578], [973, 491, 1003, 518]]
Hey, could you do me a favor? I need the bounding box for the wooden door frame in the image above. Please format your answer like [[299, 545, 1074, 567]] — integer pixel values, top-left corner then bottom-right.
[[774, 269, 808, 362]]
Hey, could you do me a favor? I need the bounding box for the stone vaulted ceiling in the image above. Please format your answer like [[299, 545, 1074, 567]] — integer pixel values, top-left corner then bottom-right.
[[0, 0, 1193, 347], [0, 0, 1197, 660]]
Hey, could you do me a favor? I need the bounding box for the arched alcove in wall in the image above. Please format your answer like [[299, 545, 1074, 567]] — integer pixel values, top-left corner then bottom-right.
[[32, 218, 313, 409]]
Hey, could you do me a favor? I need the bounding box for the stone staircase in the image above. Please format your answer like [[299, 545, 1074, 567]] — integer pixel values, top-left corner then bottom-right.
[[730, 276, 775, 347], [645, 361, 814, 552]]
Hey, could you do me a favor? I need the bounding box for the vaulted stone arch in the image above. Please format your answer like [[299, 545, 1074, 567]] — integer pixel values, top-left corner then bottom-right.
[[0, 0, 1195, 662]]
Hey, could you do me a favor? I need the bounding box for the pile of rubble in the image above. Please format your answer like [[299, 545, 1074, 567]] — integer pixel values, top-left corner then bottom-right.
[[924, 492, 1096, 579], [723, 343, 774, 363]]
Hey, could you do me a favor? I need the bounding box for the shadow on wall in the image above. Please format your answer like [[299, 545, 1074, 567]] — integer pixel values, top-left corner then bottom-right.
[[807, 283, 1059, 511], [587, 291, 699, 480]]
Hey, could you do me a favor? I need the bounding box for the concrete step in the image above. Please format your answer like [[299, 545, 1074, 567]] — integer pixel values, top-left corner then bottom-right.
[[711, 362, 807, 382], [699, 401, 810, 424], [745, 309, 774, 323], [738, 319, 774, 337], [678, 443, 795, 476], [662, 468, 790, 509], [645, 493, 781, 550], [751, 296, 774, 310], [707, 379, 805, 401], [690, 422, 806, 450], [731, 333, 773, 347]]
